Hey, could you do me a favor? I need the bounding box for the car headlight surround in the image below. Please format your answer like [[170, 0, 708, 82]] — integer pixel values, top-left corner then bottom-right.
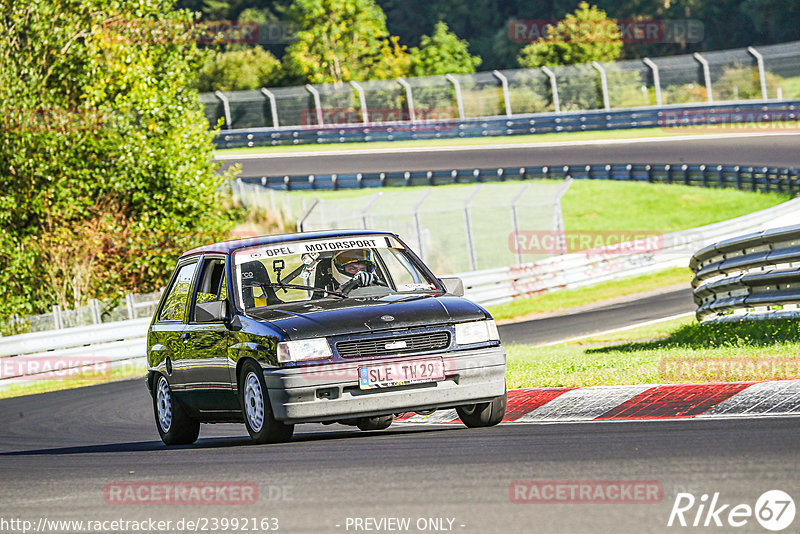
[[277, 338, 332, 363], [454, 319, 500, 345]]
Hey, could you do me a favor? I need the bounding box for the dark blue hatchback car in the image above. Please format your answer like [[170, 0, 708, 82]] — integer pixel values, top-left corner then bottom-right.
[[147, 230, 507, 445]]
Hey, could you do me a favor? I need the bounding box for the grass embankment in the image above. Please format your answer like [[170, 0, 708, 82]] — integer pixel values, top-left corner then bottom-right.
[[506, 316, 800, 388]]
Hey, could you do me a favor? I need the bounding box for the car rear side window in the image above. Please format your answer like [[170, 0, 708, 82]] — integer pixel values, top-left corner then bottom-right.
[[158, 262, 198, 322]]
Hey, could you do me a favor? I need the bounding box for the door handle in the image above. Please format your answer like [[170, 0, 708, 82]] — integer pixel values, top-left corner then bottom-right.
[[180, 332, 191, 342]]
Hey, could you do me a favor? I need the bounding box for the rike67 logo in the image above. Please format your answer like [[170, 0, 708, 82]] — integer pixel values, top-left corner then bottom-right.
[[668, 490, 795, 531]]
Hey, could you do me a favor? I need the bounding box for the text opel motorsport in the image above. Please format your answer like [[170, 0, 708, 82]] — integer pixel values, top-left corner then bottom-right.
[[147, 230, 506, 444]]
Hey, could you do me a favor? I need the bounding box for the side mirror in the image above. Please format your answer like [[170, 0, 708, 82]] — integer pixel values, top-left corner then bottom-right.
[[440, 277, 465, 297], [195, 300, 228, 323]]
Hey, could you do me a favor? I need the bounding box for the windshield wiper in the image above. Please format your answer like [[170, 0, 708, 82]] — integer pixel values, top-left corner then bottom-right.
[[244, 282, 347, 299]]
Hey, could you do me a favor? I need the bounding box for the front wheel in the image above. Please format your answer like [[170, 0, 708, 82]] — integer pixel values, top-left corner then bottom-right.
[[153, 374, 200, 445], [456, 389, 507, 428], [240, 361, 294, 444]]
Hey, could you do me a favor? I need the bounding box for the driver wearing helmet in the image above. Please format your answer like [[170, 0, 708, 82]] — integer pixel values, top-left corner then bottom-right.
[[332, 249, 379, 294]]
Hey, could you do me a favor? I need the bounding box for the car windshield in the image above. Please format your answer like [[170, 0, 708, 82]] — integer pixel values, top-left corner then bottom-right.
[[231, 235, 440, 310]]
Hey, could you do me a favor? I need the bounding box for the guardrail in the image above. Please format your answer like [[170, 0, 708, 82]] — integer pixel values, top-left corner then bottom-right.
[[691, 225, 800, 322], [215, 99, 800, 149], [238, 163, 800, 193]]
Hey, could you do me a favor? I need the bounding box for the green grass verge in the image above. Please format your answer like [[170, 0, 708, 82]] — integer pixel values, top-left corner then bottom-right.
[[214, 125, 795, 156], [506, 316, 800, 388], [488, 266, 691, 321], [0, 363, 145, 400]]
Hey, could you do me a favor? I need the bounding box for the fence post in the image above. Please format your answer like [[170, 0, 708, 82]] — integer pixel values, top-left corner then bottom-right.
[[52, 305, 63, 330], [591, 61, 611, 111], [360, 192, 381, 228], [642, 57, 662, 106], [492, 70, 513, 117], [296, 198, 319, 232], [445, 74, 466, 120], [463, 185, 481, 270], [413, 189, 432, 260], [214, 91, 232, 130], [304, 84, 324, 126], [746, 46, 769, 100], [510, 184, 530, 265], [349, 80, 369, 124], [693, 53, 713, 103], [126, 293, 136, 321], [397, 78, 416, 123], [90, 299, 102, 324], [540, 66, 560, 113]]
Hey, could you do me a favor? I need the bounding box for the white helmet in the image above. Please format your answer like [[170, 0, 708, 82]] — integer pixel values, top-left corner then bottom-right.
[[331, 249, 375, 286]]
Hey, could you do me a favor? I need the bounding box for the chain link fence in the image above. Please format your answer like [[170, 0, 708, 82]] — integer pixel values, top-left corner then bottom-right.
[[1, 291, 163, 337], [273, 181, 573, 275], [202, 41, 800, 130]]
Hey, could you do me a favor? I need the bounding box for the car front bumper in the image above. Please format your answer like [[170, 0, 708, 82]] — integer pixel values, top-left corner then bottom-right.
[[262, 345, 506, 423]]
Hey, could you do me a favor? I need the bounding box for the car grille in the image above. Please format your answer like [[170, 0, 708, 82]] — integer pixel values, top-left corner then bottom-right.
[[336, 331, 451, 358]]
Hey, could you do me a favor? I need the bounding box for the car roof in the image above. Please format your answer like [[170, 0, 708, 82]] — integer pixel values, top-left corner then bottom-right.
[[180, 230, 398, 258]]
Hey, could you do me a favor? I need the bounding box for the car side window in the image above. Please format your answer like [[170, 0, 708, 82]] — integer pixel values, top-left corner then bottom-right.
[[158, 262, 198, 322], [194, 259, 228, 322]]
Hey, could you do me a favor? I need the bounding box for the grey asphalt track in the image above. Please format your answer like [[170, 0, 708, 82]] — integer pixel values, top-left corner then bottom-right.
[[219, 133, 800, 177], [1, 379, 798, 533]]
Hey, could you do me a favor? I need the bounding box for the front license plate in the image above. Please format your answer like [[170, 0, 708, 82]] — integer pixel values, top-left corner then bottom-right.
[[358, 358, 445, 390]]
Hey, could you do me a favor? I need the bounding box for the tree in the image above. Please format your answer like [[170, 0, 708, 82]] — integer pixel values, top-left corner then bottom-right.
[[409, 22, 481, 76], [517, 2, 622, 68], [282, 0, 410, 84], [0, 0, 234, 322], [198, 46, 282, 91]]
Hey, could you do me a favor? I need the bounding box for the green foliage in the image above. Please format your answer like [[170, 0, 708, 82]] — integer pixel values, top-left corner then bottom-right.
[[0, 0, 235, 320], [409, 22, 481, 76], [713, 64, 785, 101], [517, 2, 623, 68], [198, 46, 282, 91], [283, 0, 410, 84]]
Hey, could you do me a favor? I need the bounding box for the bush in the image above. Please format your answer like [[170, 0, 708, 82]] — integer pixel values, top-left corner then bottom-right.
[[197, 46, 282, 92], [0, 0, 235, 319]]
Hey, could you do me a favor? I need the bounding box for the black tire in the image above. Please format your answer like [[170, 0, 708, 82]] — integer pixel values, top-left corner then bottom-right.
[[153, 374, 200, 445], [240, 361, 294, 444], [356, 415, 393, 431], [456, 388, 507, 428]]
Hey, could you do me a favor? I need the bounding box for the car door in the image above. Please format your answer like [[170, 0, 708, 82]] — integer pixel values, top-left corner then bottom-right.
[[149, 259, 200, 404], [182, 255, 239, 414]]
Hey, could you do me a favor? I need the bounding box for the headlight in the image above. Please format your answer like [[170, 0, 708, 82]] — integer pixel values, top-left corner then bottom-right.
[[277, 338, 332, 363], [454, 320, 500, 345]]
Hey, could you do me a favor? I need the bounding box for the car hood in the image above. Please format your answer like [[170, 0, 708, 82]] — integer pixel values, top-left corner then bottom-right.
[[247, 294, 487, 339]]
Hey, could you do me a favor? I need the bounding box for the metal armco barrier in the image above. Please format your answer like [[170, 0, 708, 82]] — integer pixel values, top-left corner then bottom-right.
[[215, 100, 800, 149], [691, 225, 800, 321], [239, 163, 800, 193]]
